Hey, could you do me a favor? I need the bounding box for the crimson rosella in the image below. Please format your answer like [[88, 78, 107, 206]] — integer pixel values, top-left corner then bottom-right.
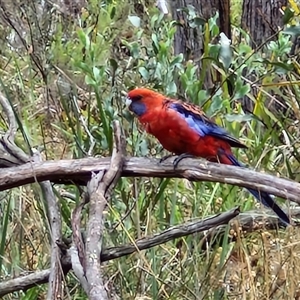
[[126, 87, 290, 225]]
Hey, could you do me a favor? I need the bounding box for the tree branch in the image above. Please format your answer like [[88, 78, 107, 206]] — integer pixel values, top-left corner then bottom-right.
[[33, 151, 63, 299], [41, 181, 63, 300], [0, 157, 298, 205], [2, 207, 300, 297], [73, 121, 125, 299], [0, 207, 239, 297], [0, 92, 30, 166]]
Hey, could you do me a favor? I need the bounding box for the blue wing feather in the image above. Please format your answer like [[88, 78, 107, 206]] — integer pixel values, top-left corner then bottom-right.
[[168, 101, 247, 149]]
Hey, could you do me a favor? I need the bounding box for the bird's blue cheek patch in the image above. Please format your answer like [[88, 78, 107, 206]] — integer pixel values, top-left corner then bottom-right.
[[130, 102, 147, 116]]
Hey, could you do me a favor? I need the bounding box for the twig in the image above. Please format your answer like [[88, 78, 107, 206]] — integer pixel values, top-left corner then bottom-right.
[[0, 92, 17, 139], [34, 152, 63, 300], [13, 206, 300, 296], [71, 95, 95, 156], [0, 92, 29, 166], [0, 207, 239, 297], [0, 157, 299, 206], [40, 181, 63, 299], [3, 207, 300, 297]]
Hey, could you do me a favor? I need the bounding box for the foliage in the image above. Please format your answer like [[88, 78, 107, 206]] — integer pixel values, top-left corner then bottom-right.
[[0, 0, 300, 299]]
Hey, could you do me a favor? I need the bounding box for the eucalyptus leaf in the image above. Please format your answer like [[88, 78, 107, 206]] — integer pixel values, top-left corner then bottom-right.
[[233, 84, 250, 100], [225, 114, 253, 122], [283, 26, 300, 36], [283, 7, 294, 25], [128, 15, 141, 28], [139, 67, 149, 80]]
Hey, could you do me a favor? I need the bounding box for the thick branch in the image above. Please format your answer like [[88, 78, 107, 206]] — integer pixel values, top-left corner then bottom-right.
[[0, 157, 299, 204], [85, 171, 107, 299], [79, 121, 125, 299]]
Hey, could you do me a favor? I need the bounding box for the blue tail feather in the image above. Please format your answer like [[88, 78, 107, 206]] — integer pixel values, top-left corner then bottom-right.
[[226, 153, 290, 225]]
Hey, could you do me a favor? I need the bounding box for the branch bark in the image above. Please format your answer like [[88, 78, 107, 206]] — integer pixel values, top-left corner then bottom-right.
[[0, 157, 298, 205], [71, 121, 125, 299]]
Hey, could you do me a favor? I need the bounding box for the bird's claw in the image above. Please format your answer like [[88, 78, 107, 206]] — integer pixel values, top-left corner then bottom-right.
[[159, 154, 175, 163], [173, 153, 195, 168]]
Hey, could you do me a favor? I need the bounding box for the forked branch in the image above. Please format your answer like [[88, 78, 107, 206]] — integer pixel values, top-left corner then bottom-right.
[[0, 207, 240, 297], [71, 121, 125, 299], [0, 92, 30, 166]]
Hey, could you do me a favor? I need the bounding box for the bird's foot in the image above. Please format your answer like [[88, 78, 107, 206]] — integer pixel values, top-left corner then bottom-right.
[[173, 153, 195, 168], [159, 154, 175, 163]]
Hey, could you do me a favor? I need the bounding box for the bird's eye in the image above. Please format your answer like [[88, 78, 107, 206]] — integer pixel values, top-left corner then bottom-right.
[[131, 95, 142, 102]]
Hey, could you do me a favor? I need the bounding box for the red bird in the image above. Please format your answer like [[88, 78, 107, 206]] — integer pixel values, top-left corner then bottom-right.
[[126, 87, 290, 225]]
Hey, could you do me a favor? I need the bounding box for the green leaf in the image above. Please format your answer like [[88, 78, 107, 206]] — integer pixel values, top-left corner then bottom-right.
[[139, 67, 149, 80], [262, 59, 293, 73], [225, 114, 253, 122], [219, 33, 232, 70], [283, 7, 295, 25], [152, 33, 159, 54], [128, 15, 141, 28], [110, 6, 116, 19], [85, 75, 96, 86], [170, 54, 183, 68], [197, 90, 209, 103], [238, 44, 252, 54], [166, 81, 177, 95], [233, 84, 250, 100], [93, 66, 101, 83], [110, 58, 118, 71], [190, 16, 206, 28], [209, 94, 223, 114], [283, 25, 300, 36], [77, 28, 90, 48]]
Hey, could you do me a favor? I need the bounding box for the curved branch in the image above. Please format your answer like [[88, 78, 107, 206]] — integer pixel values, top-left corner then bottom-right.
[[0, 207, 239, 297], [0, 92, 30, 166], [0, 157, 298, 204], [2, 206, 300, 297]]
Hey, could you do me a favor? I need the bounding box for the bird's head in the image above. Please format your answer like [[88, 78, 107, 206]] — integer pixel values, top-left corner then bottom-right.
[[126, 88, 165, 117]]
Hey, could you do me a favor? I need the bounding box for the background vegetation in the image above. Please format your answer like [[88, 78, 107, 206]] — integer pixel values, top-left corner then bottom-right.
[[0, 0, 300, 299]]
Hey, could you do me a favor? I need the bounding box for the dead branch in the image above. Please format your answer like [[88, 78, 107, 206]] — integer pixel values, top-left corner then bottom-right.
[[0, 92, 30, 166], [6, 206, 300, 297], [33, 151, 63, 299], [0, 207, 239, 297], [84, 170, 107, 298], [2, 206, 300, 297], [0, 157, 298, 206], [41, 181, 63, 299], [71, 193, 89, 291], [85, 121, 124, 299]]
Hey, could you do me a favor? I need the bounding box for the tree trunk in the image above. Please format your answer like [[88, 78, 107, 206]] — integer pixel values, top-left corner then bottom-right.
[[240, 0, 289, 113], [170, 0, 231, 92], [241, 0, 287, 48]]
